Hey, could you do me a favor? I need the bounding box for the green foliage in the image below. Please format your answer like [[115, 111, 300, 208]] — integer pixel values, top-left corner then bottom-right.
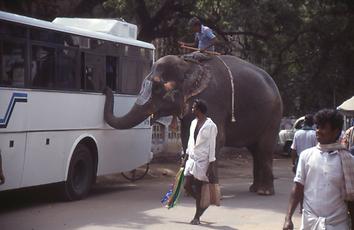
[[101, 0, 351, 116], [2, 0, 353, 115], [71, 0, 354, 115]]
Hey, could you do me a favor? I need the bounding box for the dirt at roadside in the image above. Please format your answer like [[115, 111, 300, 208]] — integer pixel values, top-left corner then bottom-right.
[[97, 147, 289, 185]]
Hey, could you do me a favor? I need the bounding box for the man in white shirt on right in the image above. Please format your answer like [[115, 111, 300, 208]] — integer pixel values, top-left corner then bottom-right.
[[283, 109, 354, 230]]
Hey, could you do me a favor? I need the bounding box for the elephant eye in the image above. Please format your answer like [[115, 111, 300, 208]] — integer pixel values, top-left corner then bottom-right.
[[152, 81, 165, 94]]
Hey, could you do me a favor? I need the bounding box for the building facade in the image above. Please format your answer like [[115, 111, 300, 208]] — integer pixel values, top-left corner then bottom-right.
[[151, 116, 182, 155]]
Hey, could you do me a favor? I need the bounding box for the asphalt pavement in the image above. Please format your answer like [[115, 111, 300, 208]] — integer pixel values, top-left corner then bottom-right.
[[0, 155, 301, 230]]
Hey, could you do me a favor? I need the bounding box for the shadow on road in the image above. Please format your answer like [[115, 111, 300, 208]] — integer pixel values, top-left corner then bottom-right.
[[171, 220, 239, 230], [0, 180, 165, 230], [0, 180, 139, 212], [0, 157, 297, 230]]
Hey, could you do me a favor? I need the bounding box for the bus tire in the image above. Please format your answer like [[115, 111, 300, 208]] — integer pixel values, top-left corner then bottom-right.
[[63, 144, 94, 201]]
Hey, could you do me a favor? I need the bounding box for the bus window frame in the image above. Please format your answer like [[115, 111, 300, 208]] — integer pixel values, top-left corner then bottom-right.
[[29, 35, 81, 91], [79, 51, 107, 92], [0, 19, 154, 94], [118, 45, 153, 95], [0, 37, 28, 89], [106, 55, 119, 92]]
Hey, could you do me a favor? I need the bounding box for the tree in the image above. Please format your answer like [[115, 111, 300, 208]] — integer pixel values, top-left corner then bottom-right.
[[1, 0, 353, 115], [103, 0, 197, 41]]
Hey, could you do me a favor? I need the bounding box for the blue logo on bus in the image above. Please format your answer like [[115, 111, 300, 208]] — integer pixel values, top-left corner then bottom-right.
[[0, 92, 28, 128]]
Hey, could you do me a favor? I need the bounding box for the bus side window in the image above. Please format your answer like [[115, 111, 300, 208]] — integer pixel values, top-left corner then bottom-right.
[[118, 47, 154, 95], [120, 57, 139, 94], [106, 56, 118, 91], [0, 21, 26, 38], [31, 45, 55, 88], [56, 49, 78, 90], [81, 53, 105, 91], [0, 41, 26, 88]]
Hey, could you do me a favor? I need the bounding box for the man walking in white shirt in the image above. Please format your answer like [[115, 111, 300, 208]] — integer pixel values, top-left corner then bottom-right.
[[283, 109, 353, 230], [183, 99, 217, 225]]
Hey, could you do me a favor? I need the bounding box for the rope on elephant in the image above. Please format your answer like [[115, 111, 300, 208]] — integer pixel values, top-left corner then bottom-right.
[[216, 56, 236, 122]]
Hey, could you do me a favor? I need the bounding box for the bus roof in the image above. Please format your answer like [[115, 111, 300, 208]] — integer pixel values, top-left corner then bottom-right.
[[0, 10, 155, 50]]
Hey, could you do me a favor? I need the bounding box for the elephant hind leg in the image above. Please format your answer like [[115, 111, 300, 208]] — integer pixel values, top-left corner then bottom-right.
[[247, 122, 279, 196], [247, 145, 261, 193], [248, 141, 275, 195]]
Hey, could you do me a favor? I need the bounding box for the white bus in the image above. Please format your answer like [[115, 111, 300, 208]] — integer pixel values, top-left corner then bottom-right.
[[0, 11, 154, 200]]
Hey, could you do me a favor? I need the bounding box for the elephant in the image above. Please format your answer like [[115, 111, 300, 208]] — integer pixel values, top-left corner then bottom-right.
[[104, 54, 283, 195]]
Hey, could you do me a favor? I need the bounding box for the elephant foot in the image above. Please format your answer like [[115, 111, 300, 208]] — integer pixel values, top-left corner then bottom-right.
[[249, 184, 258, 193], [249, 184, 274, 195], [257, 187, 274, 196]]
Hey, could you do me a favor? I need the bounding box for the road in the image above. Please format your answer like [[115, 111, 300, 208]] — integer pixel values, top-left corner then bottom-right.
[[0, 154, 301, 230]]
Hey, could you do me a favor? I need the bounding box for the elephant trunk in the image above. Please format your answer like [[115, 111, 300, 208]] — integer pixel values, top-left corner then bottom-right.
[[104, 89, 152, 129]]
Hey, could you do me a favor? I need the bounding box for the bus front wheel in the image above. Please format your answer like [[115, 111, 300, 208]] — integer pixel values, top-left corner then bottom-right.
[[63, 144, 94, 201]]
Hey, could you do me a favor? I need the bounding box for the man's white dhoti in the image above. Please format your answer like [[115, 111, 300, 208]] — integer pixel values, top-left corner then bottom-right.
[[184, 118, 217, 182]]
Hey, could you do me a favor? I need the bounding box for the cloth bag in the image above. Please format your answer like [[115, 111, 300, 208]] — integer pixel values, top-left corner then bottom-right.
[[200, 183, 221, 208], [209, 183, 221, 206]]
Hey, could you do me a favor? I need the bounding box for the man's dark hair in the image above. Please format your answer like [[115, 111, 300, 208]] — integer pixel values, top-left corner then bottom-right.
[[303, 114, 314, 127], [194, 99, 207, 115], [314, 109, 343, 132], [188, 17, 201, 27]]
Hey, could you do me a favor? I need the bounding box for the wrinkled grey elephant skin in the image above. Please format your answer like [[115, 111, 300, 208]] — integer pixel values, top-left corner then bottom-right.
[[104, 55, 283, 195]]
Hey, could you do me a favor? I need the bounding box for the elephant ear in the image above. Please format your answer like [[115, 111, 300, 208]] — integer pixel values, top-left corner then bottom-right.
[[182, 63, 211, 103]]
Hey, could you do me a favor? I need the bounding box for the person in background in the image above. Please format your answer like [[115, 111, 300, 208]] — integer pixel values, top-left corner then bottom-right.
[[342, 125, 354, 154], [341, 124, 354, 229], [283, 109, 354, 230], [182, 99, 217, 225], [178, 17, 217, 52], [290, 114, 317, 172]]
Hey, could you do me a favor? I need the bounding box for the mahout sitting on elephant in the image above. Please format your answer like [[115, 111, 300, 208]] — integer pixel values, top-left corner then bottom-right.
[[104, 54, 283, 195]]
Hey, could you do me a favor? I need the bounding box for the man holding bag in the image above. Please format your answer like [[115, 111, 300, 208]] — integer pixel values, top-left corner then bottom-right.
[[182, 99, 218, 225]]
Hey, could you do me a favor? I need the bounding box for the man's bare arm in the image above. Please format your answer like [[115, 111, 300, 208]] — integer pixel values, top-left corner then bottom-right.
[[283, 182, 304, 229], [291, 149, 297, 165]]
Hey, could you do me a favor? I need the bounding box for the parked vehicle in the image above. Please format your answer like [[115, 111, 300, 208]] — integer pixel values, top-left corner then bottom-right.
[[0, 11, 154, 200], [278, 116, 305, 155]]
